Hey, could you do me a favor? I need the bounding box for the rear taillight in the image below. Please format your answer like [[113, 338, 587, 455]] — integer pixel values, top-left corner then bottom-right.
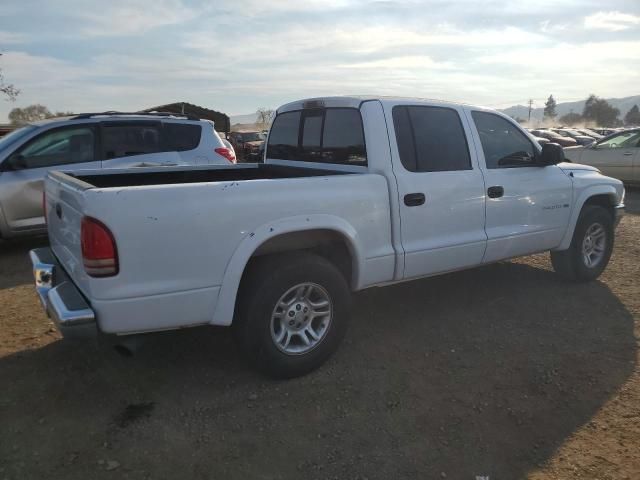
[[81, 216, 118, 277], [42, 191, 47, 224], [215, 147, 236, 164]]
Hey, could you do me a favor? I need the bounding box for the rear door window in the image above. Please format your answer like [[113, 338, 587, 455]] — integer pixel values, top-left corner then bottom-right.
[[102, 122, 162, 159], [267, 108, 366, 165], [392, 105, 471, 172], [164, 123, 202, 151]]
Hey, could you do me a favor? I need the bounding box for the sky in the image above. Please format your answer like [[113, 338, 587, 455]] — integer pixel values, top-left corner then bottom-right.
[[0, 0, 639, 121]]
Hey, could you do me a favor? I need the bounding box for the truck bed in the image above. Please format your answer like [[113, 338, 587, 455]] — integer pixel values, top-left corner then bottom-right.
[[45, 163, 396, 333], [68, 163, 350, 188]]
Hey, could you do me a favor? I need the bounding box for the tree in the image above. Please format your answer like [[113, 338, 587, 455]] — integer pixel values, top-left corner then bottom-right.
[[0, 54, 20, 101], [582, 94, 620, 127], [543, 95, 557, 120], [558, 112, 583, 126], [9, 104, 53, 124], [624, 104, 640, 126], [256, 107, 274, 127]]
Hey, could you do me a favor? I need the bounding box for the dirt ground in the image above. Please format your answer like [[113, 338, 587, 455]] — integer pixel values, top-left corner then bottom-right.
[[1, 190, 639, 480]]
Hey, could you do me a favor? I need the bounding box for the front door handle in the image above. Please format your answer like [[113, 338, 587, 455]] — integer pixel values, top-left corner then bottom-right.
[[404, 192, 426, 206], [487, 186, 504, 199], [623, 152, 634, 156]]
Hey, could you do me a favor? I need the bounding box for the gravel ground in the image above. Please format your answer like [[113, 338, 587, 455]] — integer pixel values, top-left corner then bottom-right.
[[0, 189, 639, 480]]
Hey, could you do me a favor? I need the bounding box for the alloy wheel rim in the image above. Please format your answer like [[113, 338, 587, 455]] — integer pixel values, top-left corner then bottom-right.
[[270, 282, 332, 355], [581, 222, 606, 268]]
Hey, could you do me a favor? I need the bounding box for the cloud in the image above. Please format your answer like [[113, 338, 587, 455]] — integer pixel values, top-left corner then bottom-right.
[[584, 11, 640, 32], [76, 0, 196, 36], [0, 31, 26, 45], [339, 55, 453, 70], [220, 0, 356, 16], [539, 20, 569, 33]]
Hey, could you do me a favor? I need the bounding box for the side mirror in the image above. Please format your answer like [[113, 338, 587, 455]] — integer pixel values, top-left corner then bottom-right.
[[538, 143, 565, 166]]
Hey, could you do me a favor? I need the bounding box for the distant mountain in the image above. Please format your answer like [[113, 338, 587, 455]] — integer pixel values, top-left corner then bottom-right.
[[501, 95, 640, 124], [230, 112, 259, 125]]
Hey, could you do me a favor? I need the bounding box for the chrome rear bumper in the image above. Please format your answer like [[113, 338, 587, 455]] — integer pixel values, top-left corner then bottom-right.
[[30, 247, 97, 338]]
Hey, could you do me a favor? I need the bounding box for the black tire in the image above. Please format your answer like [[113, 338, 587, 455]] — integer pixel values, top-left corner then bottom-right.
[[551, 205, 614, 282], [234, 252, 351, 379]]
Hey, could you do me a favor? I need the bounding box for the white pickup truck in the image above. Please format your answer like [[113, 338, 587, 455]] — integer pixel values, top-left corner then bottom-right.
[[31, 96, 625, 378]]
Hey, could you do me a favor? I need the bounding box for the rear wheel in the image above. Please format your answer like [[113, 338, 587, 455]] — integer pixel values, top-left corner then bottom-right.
[[551, 205, 614, 282], [234, 252, 351, 378]]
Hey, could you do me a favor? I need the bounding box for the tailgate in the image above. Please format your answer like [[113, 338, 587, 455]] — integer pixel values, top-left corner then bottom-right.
[[45, 171, 95, 297]]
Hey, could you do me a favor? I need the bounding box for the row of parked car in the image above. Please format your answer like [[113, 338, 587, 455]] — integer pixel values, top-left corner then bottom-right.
[[562, 127, 640, 185], [527, 127, 603, 147], [523, 126, 639, 185]]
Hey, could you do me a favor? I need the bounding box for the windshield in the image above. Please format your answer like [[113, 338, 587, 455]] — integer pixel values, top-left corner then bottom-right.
[[241, 132, 265, 142], [0, 125, 37, 151], [597, 131, 640, 149]]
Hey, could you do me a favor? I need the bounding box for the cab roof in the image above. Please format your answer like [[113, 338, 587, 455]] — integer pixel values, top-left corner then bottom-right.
[[277, 95, 488, 114]]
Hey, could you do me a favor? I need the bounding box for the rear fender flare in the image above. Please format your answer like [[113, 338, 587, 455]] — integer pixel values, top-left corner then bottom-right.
[[211, 214, 363, 326]]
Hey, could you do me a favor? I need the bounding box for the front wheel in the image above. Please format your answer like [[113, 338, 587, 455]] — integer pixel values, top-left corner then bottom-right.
[[234, 252, 351, 378], [551, 205, 614, 282]]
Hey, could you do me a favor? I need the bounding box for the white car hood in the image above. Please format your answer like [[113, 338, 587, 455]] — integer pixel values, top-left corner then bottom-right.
[[557, 161, 599, 173]]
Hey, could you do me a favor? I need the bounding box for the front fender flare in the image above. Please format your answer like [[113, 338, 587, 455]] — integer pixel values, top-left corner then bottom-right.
[[211, 214, 364, 326], [556, 184, 619, 251]]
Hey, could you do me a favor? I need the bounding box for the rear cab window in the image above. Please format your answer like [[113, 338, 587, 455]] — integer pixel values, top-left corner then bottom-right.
[[267, 108, 366, 166]]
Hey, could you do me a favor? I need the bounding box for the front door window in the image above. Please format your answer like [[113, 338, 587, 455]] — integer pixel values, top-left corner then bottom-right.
[[15, 127, 95, 169]]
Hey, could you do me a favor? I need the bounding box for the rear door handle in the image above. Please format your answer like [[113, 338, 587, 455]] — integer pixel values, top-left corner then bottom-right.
[[623, 152, 634, 156], [404, 192, 426, 206], [487, 186, 504, 199]]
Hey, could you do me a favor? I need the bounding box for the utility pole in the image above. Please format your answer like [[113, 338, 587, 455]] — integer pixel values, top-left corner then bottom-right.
[[528, 99, 534, 122]]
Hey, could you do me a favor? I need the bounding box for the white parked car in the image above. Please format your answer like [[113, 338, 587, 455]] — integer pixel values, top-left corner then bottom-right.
[[31, 96, 625, 378], [0, 112, 235, 238], [564, 128, 640, 185]]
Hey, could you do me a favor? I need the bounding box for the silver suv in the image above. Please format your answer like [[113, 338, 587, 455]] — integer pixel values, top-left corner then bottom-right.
[[0, 112, 235, 238]]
